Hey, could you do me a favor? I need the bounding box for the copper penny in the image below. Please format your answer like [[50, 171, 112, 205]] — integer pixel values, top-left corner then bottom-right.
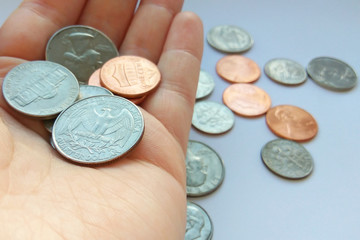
[[128, 95, 147, 105], [266, 105, 318, 141], [88, 68, 102, 87], [223, 83, 271, 117], [100, 56, 161, 98], [216, 55, 261, 83]]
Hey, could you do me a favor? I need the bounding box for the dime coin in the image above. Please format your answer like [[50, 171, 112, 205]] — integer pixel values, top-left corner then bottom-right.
[[88, 68, 102, 87], [207, 25, 254, 53], [261, 139, 314, 179], [216, 55, 261, 83], [46, 25, 119, 84], [192, 100, 235, 134], [100, 56, 161, 98], [78, 85, 113, 100], [186, 140, 225, 197], [2, 61, 79, 119], [52, 95, 144, 164], [196, 70, 215, 99], [223, 83, 272, 117], [264, 58, 307, 85], [186, 201, 213, 240], [266, 105, 318, 141], [307, 56, 357, 91]]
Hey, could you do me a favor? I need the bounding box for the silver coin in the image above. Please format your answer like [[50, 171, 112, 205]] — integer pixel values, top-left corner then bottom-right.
[[264, 58, 307, 85], [52, 95, 144, 164], [186, 140, 225, 197], [196, 70, 215, 99], [78, 85, 113, 100], [46, 25, 119, 84], [207, 25, 254, 53], [186, 201, 213, 240], [192, 101, 235, 134], [307, 56, 357, 91], [2, 61, 79, 119], [261, 139, 314, 179]]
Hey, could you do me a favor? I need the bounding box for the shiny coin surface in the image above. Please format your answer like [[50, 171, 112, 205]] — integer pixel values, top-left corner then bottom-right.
[[307, 56, 357, 90], [266, 105, 318, 141], [192, 101, 235, 134], [78, 85, 113, 100], [3, 61, 79, 119], [46, 25, 119, 84], [261, 139, 314, 179], [264, 58, 307, 85], [88, 68, 102, 87], [216, 55, 261, 83], [223, 83, 271, 117], [207, 25, 254, 53], [52, 95, 144, 164], [100, 56, 161, 98], [186, 201, 213, 240], [196, 70, 215, 99], [186, 140, 225, 197]]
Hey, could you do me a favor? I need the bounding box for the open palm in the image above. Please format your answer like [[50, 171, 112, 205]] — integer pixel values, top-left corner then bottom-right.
[[0, 1, 203, 239]]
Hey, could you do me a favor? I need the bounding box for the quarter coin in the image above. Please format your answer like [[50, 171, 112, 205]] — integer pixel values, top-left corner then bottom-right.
[[223, 83, 271, 117], [196, 70, 215, 99], [307, 56, 357, 91], [266, 105, 318, 141], [100, 56, 161, 98], [52, 95, 144, 164], [2, 61, 79, 119], [216, 55, 261, 83], [186, 140, 225, 197], [186, 201, 213, 240], [207, 25, 254, 53], [261, 139, 314, 179], [192, 100, 235, 134], [264, 58, 307, 85], [46, 25, 119, 84]]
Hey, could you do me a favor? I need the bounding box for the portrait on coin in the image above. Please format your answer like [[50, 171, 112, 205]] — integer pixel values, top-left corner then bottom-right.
[[186, 210, 205, 239]]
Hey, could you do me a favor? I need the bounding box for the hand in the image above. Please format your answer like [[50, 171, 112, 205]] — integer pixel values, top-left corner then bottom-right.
[[0, 1, 203, 239]]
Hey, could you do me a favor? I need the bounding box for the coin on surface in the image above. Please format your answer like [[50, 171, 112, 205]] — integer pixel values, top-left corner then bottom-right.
[[216, 55, 261, 83], [186, 201, 213, 240], [207, 25, 254, 53], [307, 56, 357, 91], [46, 25, 119, 84], [186, 140, 225, 197], [192, 100, 235, 134], [78, 84, 113, 100], [264, 58, 307, 85], [196, 70, 215, 99], [88, 68, 102, 87], [223, 83, 271, 117], [266, 105, 318, 141], [52, 95, 144, 164], [261, 139, 314, 179], [100, 56, 161, 98], [2, 61, 79, 119]]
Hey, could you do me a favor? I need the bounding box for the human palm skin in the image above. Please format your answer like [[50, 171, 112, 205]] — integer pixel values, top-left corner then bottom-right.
[[0, 1, 203, 239]]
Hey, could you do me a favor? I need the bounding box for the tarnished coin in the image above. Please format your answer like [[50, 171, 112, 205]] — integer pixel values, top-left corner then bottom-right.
[[100, 56, 161, 98], [2, 61, 79, 119], [88, 68, 102, 87], [196, 70, 215, 99], [266, 105, 318, 141], [261, 139, 314, 179], [216, 55, 261, 83], [186, 140, 225, 197], [78, 85, 113, 100], [207, 25, 254, 53], [307, 56, 357, 91], [46, 25, 119, 84], [192, 101, 235, 134], [186, 201, 213, 240], [264, 58, 307, 85], [52, 95, 144, 164], [223, 83, 271, 117]]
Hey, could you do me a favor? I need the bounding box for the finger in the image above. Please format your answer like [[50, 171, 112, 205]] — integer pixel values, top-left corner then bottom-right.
[[119, 0, 183, 63], [77, 0, 138, 47], [141, 12, 203, 152], [0, 0, 87, 60]]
